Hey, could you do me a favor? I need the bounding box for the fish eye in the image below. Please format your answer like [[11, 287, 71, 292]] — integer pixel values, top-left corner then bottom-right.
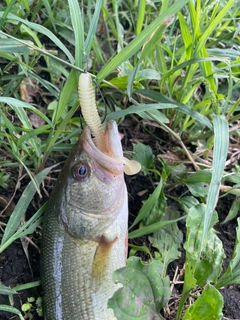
[[73, 162, 89, 179]]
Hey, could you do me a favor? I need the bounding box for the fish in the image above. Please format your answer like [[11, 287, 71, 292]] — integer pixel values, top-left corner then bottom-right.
[[41, 120, 130, 320]]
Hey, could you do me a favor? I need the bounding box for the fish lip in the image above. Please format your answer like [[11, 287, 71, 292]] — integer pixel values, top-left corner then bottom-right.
[[79, 120, 124, 175]]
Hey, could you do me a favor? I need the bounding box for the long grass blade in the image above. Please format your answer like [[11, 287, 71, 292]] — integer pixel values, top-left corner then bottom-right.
[[0, 12, 74, 63], [201, 115, 229, 248], [68, 0, 84, 68], [85, 0, 103, 56], [1, 164, 58, 247], [97, 0, 189, 82]]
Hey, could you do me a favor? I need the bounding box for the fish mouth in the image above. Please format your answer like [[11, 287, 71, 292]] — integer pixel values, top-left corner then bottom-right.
[[79, 120, 125, 175]]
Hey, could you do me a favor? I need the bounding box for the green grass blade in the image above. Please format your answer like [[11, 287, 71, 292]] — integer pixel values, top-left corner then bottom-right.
[[0, 38, 33, 53], [195, 0, 236, 56], [106, 103, 176, 121], [201, 115, 229, 248], [178, 12, 192, 59], [129, 181, 163, 230], [85, 0, 103, 56], [97, 0, 189, 82], [0, 12, 74, 63], [0, 305, 24, 320], [0, 0, 17, 29], [0, 284, 17, 295], [128, 216, 186, 239], [68, 0, 84, 68], [13, 281, 41, 292], [136, 89, 213, 130], [1, 164, 58, 247], [42, 0, 57, 33], [0, 203, 46, 253], [136, 0, 146, 35]]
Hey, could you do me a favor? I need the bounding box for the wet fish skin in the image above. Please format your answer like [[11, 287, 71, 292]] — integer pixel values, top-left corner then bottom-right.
[[41, 120, 128, 320]]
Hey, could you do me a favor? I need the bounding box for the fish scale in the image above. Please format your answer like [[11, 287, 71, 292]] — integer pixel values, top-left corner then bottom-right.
[[41, 121, 128, 320]]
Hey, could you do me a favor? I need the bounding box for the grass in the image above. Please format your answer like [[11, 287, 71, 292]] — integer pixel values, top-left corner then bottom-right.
[[0, 0, 240, 319]]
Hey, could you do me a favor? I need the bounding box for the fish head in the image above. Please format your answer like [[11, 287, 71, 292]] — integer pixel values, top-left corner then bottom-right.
[[52, 120, 127, 241]]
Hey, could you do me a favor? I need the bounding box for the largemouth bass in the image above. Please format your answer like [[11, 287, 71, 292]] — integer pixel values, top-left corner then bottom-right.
[[41, 120, 129, 320]]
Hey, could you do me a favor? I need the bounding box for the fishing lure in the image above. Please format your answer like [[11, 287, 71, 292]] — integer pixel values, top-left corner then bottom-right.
[[78, 72, 141, 175]]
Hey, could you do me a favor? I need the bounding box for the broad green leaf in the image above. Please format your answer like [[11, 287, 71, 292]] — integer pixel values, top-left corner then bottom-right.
[[178, 204, 224, 319], [131, 142, 154, 176], [109, 256, 169, 320], [183, 285, 223, 320], [184, 169, 212, 197], [184, 204, 224, 284], [168, 196, 199, 211], [215, 218, 240, 289], [149, 210, 183, 276]]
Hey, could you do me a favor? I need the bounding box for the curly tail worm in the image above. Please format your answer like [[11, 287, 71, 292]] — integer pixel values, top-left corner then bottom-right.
[[78, 72, 106, 153], [78, 72, 141, 175]]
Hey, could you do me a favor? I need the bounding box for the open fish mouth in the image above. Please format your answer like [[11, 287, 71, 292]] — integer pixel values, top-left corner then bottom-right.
[[80, 120, 141, 176], [79, 120, 125, 175]]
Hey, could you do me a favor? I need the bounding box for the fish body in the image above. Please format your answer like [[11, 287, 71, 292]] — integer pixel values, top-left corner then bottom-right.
[[41, 120, 128, 320]]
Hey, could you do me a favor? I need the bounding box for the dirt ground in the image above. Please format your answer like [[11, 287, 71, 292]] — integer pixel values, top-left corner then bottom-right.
[[0, 119, 240, 320]]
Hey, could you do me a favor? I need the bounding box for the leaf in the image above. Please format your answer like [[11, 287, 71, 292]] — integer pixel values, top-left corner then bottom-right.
[[184, 204, 224, 285], [1, 164, 58, 247], [215, 217, 240, 289], [68, 0, 84, 68], [0, 38, 33, 53], [129, 180, 162, 230], [178, 204, 224, 318], [0, 284, 17, 295], [97, 0, 189, 82], [183, 284, 223, 320], [223, 196, 240, 224], [136, 89, 213, 130], [0, 12, 74, 63], [131, 142, 154, 176], [184, 169, 212, 198], [109, 257, 170, 320], [128, 215, 186, 239], [149, 210, 183, 276], [202, 115, 229, 247], [105, 103, 176, 121], [0, 305, 24, 320], [143, 190, 167, 226]]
